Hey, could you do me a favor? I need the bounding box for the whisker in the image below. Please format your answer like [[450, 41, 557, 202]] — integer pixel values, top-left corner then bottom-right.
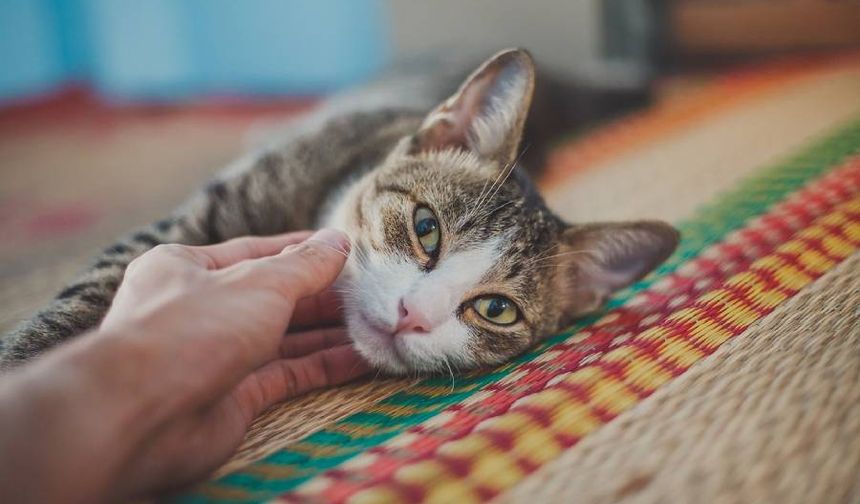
[[464, 159, 509, 224], [461, 144, 531, 228], [460, 145, 526, 226], [442, 356, 456, 394], [529, 249, 592, 265], [482, 144, 530, 207], [351, 240, 370, 265], [464, 164, 509, 225], [526, 249, 594, 271], [313, 242, 351, 259], [471, 198, 518, 223], [464, 177, 494, 226]]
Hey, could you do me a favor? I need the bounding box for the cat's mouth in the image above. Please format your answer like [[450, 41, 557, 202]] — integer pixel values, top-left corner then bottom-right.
[[357, 312, 394, 338], [351, 311, 412, 373]]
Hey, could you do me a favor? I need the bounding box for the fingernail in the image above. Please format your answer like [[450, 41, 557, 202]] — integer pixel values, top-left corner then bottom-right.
[[310, 228, 351, 254]]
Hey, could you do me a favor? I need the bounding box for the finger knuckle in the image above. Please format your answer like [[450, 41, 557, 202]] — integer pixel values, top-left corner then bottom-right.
[[232, 259, 261, 277], [127, 244, 204, 284], [280, 362, 301, 396], [220, 261, 265, 286], [227, 236, 259, 255], [123, 256, 143, 277], [293, 242, 327, 262], [295, 245, 339, 282], [151, 243, 188, 257]]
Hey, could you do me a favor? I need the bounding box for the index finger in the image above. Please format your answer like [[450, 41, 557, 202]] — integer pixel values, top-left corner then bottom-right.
[[193, 231, 314, 269], [254, 228, 351, 301]]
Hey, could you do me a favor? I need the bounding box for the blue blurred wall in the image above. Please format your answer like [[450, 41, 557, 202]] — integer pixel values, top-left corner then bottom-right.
[[0, 0, 387, 102]]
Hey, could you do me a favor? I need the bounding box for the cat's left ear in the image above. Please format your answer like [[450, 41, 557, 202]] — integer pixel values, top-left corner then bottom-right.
[[410, 48, 535, 165], [553, 221, 680, 317]]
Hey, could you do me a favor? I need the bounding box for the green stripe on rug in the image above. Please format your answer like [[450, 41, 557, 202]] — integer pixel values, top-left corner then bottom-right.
[[179, 116, 860, 504]]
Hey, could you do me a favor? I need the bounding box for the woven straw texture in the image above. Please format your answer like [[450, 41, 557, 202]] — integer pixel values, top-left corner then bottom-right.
[[496, 252, 860, 504], [545, 61, 860, 223], [196, 55, 860, 485], [217, 378, 416, 477], [166, 54, 860, 504], [279, 190, 860, 504], [3, 54, 860, 504]]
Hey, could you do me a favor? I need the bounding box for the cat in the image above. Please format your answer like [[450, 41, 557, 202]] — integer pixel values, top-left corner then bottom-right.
[[0, 49, 678, 374]]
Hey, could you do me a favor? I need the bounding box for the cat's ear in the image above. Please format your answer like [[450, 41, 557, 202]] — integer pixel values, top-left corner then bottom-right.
[[553, 221, 680, 317], [410, 48, 535, 165]]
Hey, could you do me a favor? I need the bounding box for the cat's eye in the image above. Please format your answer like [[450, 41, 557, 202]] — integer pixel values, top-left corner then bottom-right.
[[413, 206, 441, 256], [473, 296, 519, 325]]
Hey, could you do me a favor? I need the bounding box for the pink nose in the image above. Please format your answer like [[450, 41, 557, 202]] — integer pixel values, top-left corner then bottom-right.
[[394, 298, 432, 334]]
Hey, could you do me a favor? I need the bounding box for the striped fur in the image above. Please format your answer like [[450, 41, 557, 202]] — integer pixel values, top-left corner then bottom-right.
[[0, 49, 674, 371]]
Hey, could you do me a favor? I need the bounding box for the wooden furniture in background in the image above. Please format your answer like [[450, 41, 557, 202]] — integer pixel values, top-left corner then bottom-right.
[[671, 0, 860, 55]]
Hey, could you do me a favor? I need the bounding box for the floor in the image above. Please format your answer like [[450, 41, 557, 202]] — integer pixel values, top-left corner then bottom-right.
[[0, 90, 313, 333], [0, 76, 704, 335]]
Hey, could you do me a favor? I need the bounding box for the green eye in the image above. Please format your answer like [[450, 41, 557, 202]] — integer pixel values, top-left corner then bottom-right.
[[473, 296, 519, 325], [414, 206, 440, 256]]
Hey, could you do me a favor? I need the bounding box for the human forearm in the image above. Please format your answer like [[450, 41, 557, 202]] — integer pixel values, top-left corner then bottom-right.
[[0, 332, 167, 503], [0, 230, 354, 502]]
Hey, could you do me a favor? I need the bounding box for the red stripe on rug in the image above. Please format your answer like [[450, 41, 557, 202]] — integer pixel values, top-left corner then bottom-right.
[[281, 155, 860, 503]]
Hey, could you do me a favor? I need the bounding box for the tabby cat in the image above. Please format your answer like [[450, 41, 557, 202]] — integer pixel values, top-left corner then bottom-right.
[[0, 49, 678, 374]]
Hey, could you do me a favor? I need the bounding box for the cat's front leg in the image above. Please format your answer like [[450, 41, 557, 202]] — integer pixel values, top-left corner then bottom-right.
[[0, 220, 188, 366], [0, 152, 299, 368]]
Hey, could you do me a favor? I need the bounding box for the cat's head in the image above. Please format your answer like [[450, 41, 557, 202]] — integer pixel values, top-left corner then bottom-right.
[[331, 49, 678, 374]]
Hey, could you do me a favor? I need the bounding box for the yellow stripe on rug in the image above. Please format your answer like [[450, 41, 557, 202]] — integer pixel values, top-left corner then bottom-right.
[[495, 251, 860, 504], [206, 57, 860, 483], [318, 197, 860, 504]]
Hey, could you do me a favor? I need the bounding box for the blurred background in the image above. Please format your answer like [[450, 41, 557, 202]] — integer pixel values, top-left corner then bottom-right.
[[1, 0, 859, 332], [4, 0, 860, 103]]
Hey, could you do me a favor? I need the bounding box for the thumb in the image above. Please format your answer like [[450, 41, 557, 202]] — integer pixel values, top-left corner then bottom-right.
[[264, 228, 351, 301]]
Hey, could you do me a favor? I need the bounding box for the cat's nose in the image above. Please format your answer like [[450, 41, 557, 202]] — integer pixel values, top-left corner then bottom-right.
[[394, 297, 432, 335]]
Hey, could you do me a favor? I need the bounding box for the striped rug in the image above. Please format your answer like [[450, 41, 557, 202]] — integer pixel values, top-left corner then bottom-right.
[[178, 53, 860, 504]]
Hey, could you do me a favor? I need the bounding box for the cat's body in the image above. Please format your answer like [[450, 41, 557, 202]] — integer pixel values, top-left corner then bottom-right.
[[0, 109, 419, 364], [0, 49, 677, 373]]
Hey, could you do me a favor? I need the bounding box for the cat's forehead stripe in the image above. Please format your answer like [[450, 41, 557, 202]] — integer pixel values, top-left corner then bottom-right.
[[374, 183, 413, 199]]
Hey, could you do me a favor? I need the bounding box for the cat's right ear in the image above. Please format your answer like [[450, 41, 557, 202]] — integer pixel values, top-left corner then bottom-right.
[[409, 48, 535, 166]]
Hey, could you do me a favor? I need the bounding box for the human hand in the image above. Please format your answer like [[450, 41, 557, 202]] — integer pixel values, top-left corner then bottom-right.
[[0, 229, 371, 503]]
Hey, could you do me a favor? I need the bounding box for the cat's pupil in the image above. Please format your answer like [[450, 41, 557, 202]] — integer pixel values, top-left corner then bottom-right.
[[487, 298, 507, 318], [415, 218, 438, 237]]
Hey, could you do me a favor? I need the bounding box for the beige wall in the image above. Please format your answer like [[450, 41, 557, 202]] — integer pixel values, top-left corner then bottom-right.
[[385, 0, 648, 86]]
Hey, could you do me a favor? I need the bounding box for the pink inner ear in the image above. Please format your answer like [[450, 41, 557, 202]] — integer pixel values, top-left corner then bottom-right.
[[555, 221, 680, 317], [587, 255, 655, 293], [416, 68, 501, 153], [419, 115, 469, 152]]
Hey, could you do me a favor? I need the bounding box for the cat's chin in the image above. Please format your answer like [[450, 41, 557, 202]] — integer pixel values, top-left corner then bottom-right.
[[348, 311, 460, 375], [347, 312, 412, 375]]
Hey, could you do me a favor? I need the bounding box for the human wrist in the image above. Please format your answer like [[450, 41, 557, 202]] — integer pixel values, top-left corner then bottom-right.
[[89, 319, 245, 424], [77, 323, 206, 434], [0, 333, 157, 503]]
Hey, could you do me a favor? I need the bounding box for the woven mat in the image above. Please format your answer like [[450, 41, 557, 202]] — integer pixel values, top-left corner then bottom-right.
[[1, 55, 859, 504], [497, 252, 860, 504], [177, 54, 860, 503]]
